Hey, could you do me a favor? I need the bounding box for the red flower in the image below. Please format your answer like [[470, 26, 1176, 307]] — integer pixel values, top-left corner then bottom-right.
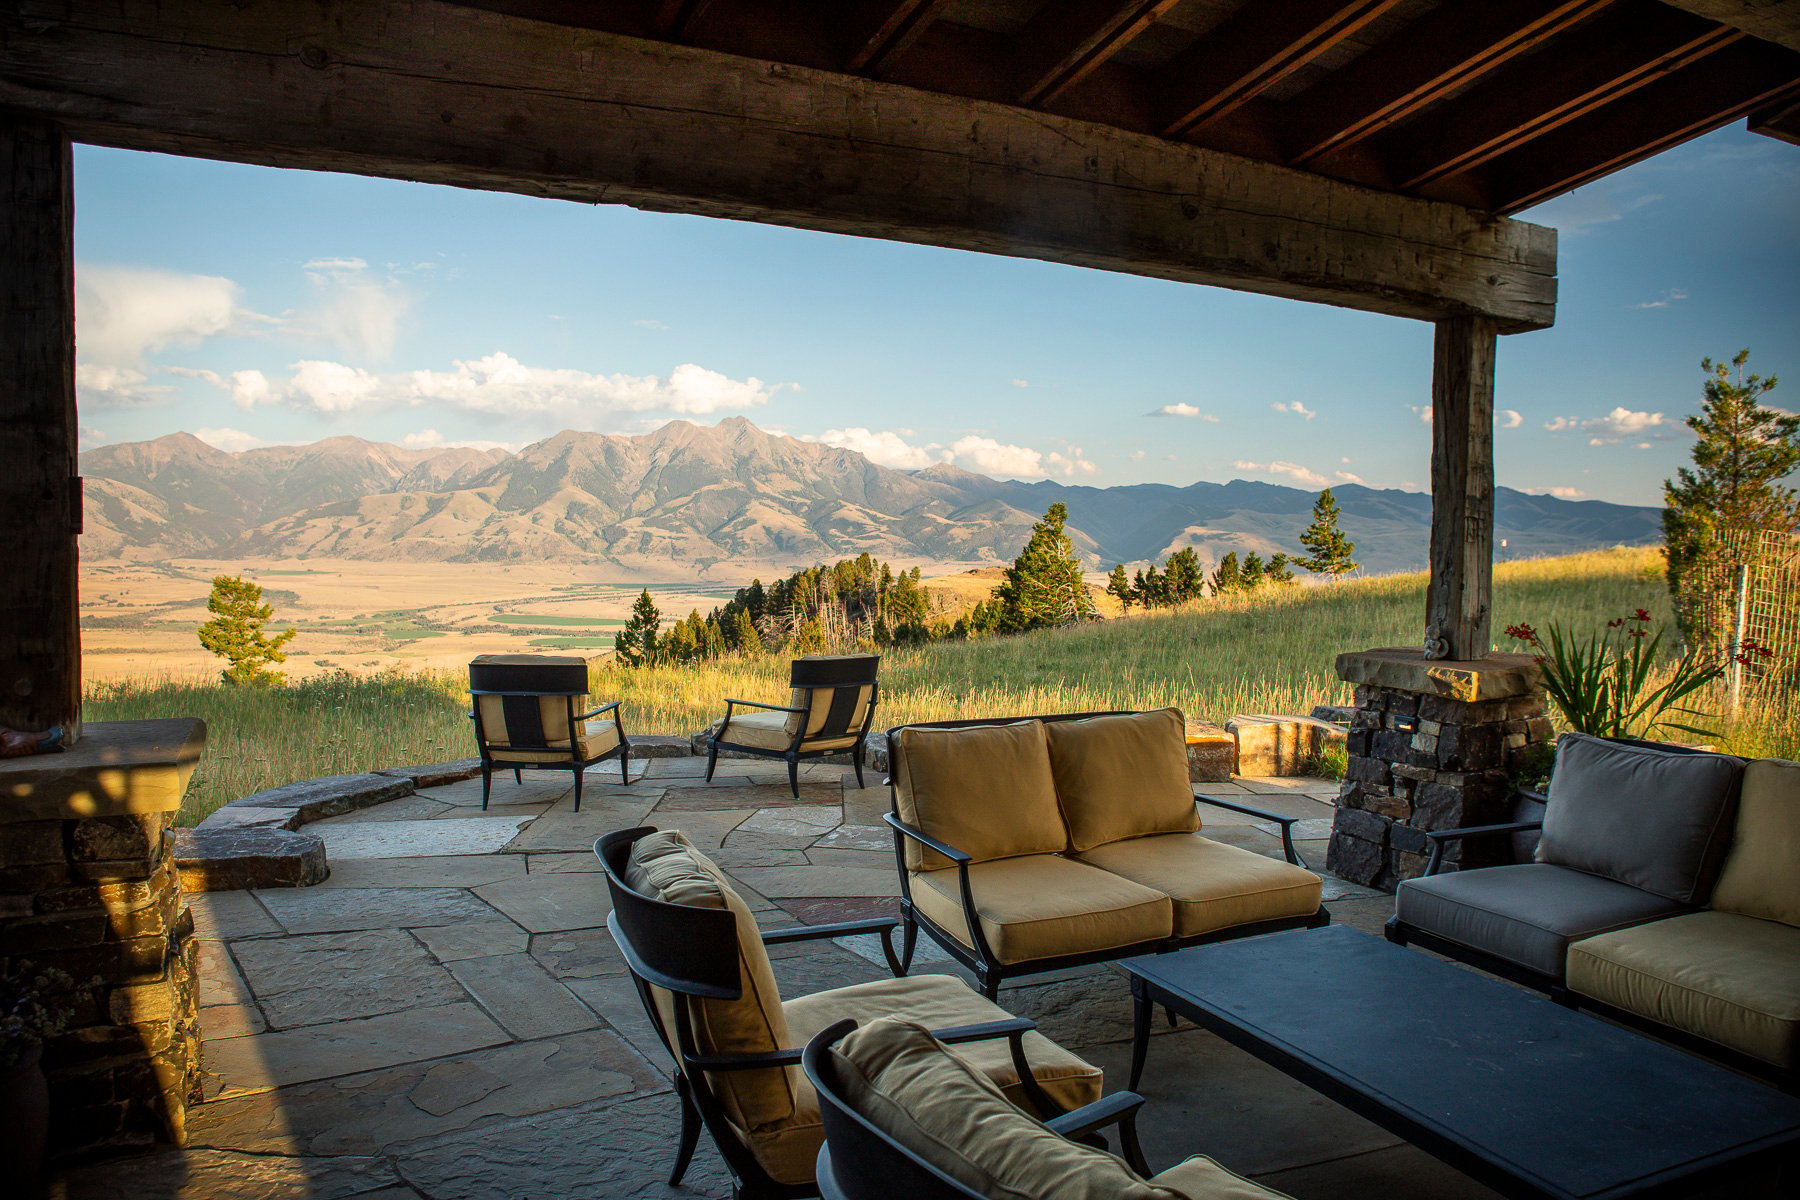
[[1607, 618, 1625, 628], [1633, 609, 1652, 622], [1504, 622, 1539, 646]]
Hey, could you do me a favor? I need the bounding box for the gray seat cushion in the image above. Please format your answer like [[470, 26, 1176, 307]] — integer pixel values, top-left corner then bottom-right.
[[1395, 863, 1690, 980]]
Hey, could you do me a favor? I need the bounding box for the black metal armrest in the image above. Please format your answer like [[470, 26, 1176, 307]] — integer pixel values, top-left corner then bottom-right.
[[761, 917, 906, 976], [576, 699, 623, 721], [1045, 1091, 1151, 1176], [927, 1017, 1059, 1118], [1421, 819, 1543, 876], [883, 813, 972, 865], [685, 1046, 803, 1071], [1195, 792, 1310, 868], [723, 697, 804, 715]]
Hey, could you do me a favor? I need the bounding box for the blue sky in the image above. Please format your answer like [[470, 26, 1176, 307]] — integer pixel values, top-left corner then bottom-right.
[[72, 124, 1797, 507]]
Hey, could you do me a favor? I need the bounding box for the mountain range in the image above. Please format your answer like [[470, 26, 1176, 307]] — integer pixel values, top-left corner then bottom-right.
[[79, 417, 1662, 579]]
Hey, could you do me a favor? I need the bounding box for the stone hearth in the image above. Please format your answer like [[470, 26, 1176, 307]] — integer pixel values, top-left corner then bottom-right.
[[1326, 649, 1549, 891]]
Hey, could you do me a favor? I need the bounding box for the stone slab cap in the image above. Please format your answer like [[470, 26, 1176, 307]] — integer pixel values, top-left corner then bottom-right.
[[1335, 647, 1543, 703], [226, 772, 414, 823], [1183, 720, 1232, 743], [376, 759, 484, 788], [622, 735, 691, 758], [0, 718, 206, 822], [173, 826, 327, 892]]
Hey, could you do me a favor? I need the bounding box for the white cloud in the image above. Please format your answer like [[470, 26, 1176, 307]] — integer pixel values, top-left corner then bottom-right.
[[1272, 401, 1316, 420], [1234, 459, 1331, 488], [632, 318, 669, 330], [1549, 486, 1584, 498], [204, 351, 785, 421], [1129, 450, 1146, 462], [812, 427, 941, 470], [1336, 471, 1365, 485], [1411, 405, 1432, 423], [1150, 403, 1219, 420], [79, 424, 106, 450], [950, 436, 1050, 478], [1545, 407, 1669, 444], [1046, 448, 1099, 477], [193, 427, 272, 453], [302, 256, 368, 273], [1634, 289, 1688, 309], [1498, 409, 1523, 428], [294, 257, 409, 361], [74, 363, 170, 408], [1010, 379, 1030, 388], [402, 429, 521, 452], [76, 266, 242, 363]]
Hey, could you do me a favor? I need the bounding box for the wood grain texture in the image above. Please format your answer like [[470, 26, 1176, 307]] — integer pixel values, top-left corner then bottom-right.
[[1426, 316, 1498, 662], [0, 116, 81, 739], [0, 0, 1557, 330]]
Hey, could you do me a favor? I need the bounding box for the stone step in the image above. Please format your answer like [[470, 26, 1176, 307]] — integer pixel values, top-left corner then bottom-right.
[[1184, 721, 1234, 783], [1227, 714, 1347, 777]]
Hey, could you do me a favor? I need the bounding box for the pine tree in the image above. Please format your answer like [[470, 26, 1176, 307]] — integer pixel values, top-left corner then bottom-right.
[[730, 608, 764, 657], [1664, 349, 1797, 622], [1209, 551, 1242, 596], [1107, 565, 1134, 611], [196, 575, 296, 686], [1134, 564, 1164, 608], [1266, 553, 1297, 586], [1164, 549, 1204, 603], [613, 589, 661, 666], [994, 503, 1091, 632], [1295, 488, 1359, 579]]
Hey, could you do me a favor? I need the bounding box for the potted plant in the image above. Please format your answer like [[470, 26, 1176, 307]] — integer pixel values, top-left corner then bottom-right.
[[2, 957, 78, 1182]]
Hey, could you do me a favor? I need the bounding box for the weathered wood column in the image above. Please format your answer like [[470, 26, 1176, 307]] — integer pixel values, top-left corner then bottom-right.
[[1425, 315, 1498, 661], [0, 115, 81, 740]]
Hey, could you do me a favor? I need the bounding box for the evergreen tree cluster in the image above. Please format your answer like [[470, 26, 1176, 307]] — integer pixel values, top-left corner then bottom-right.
[[1106, 546, 1295, 611]]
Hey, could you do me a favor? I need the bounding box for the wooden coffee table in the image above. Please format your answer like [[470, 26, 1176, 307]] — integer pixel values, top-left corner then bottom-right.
[[1121, 925, 1799, 1200]]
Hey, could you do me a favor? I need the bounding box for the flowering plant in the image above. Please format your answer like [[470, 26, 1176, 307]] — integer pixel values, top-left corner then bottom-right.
[[1, 958, 77, 1072], [1504, 609, 1768, 741]]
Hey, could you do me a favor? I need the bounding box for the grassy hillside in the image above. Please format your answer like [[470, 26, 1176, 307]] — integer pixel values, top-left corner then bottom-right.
[[86, 547, 1794, 826]]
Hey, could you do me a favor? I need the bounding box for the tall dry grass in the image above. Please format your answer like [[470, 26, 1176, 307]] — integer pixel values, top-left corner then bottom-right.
[[86, 547, 1793, 827]]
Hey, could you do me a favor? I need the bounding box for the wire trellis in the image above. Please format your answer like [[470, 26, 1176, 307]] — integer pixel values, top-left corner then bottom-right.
[[1675, 527, 1800, 700]]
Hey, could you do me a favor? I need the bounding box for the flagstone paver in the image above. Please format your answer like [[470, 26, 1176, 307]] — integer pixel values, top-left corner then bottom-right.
[[64, 751, 1554, 1200]]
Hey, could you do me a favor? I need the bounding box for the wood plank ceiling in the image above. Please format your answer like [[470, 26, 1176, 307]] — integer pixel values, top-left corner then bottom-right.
[[454, 0, 1800, 215]]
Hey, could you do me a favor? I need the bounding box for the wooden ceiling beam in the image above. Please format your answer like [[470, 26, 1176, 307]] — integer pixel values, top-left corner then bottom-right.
[[1477, 39, 1800, 212], [653, 0, 713, 40], [0, 0, 1556, 331], [1750, 92, 1800, 144], [1388, 2, 1739, 190], [844, 0, 950, 76], [1012, 0, 1181, 107], [1283, 0, 1613, 166], [1156, 0, 1402, 137], [1654, 1, 1800, 54]]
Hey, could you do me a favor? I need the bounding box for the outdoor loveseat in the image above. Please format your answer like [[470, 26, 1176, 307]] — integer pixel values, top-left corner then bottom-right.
[[1387, 732, 1800, 1088], [886, 708, 1328, 999]]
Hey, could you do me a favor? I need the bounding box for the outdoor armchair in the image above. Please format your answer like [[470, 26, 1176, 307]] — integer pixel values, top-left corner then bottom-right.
[[596, 825, 1103, 1200], [886, 709, 1328, 999], [804, 1015, 1290, 1200], [467, 653, 627, 811], [707, 653, 880, 799]]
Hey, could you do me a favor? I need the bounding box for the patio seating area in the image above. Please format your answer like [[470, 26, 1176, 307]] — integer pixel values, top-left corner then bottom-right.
[[42, 753, 1522, 1200]]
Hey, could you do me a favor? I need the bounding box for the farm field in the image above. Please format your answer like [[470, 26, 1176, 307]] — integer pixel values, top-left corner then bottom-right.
[[79, 558, 738, 682]]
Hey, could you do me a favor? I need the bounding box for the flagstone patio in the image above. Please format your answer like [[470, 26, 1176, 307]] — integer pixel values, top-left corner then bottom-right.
[[47, 757, 1516, 1200]]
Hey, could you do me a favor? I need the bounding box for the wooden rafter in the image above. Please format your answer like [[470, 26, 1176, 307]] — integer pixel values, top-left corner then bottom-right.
[[845, 0, 951, 76], [1751, 92, 1800, 145], [1480, 38, 1800, 212], [653, 0, 712, 40], [0, 0, 1557, 330], [1283, 0, 1613, 166], [1387, 2, 1740, 190], [1156, 0, 1402, 137], [1012, 0, 1180, 107]]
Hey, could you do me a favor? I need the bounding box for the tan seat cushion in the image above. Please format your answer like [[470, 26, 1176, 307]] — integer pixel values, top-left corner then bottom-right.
[[486, 717, 621, 764], [1045, 709, 1200, 851], [622, 832, 804, 1163], [1568, 910, 1800, 1069], [1708, 757, 1800, 927], [831, 1016, 1187, 1200], [1074, 834, 1322, 938], [894, 720, 1068, 870], [784, 973, 1103, 1115], [1150, 1157, 1294, 1199], [911, 854, 1172, 964]]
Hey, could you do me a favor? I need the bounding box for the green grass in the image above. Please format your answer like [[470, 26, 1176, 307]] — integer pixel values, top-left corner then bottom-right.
[[84, 547, 1794, 828], [529, 636, 618, 648], [492, 614, 627, 627]]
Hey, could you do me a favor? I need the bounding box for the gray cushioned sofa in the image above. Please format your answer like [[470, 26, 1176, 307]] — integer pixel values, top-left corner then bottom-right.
[[1387, 732, 1800, 1088]]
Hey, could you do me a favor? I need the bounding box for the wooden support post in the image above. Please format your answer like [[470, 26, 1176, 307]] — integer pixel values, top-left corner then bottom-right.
[[0, 116, 81, 740], [1425, 315, 1497, 661]]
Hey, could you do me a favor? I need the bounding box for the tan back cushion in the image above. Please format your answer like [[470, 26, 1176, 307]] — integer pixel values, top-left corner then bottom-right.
[[475, 693, 579, 746], [832, 1017, 1186, 1200], [624, 830, 801, 1133], [1709, 758, 1800, 927], [786, 683, 876, 739], [1045, 709, 1199, 852], [893, 721, 1067, 870]]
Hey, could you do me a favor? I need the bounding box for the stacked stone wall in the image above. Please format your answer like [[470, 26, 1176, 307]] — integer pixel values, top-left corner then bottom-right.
[[0, 810, 200, 1157], [1326, 684, 1551, 891]]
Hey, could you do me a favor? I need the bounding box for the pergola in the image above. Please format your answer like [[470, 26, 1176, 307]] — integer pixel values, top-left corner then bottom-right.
[[4, 0, 1800, 738]]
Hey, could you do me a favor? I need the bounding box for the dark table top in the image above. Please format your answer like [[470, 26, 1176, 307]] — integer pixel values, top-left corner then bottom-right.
[[1122, 925, 1800, 1200]]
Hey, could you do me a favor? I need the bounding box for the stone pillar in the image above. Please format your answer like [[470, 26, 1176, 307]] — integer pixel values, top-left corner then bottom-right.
[[0, 719, 206, 1159], [1326, 648, 1548, 891]]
